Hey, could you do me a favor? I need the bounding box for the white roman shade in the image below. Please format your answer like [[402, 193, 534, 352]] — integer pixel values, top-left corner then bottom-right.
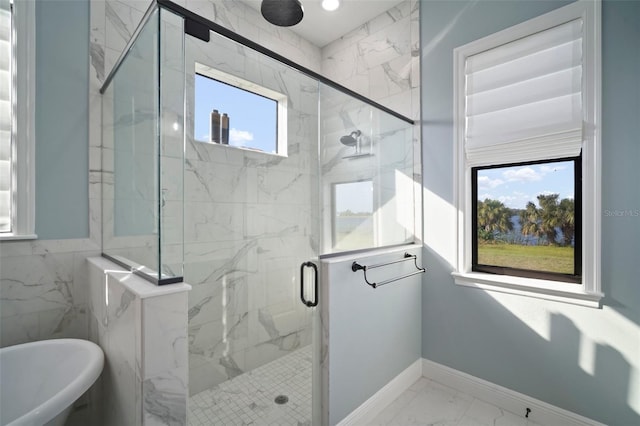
[[464, 18, 584, 166], [0, 0, 11, 232]]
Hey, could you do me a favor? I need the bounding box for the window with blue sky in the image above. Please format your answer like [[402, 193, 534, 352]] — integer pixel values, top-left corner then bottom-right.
[[473, 158, 580, 282], [194, 73, 278, 153], [477, 160, 575, 210]]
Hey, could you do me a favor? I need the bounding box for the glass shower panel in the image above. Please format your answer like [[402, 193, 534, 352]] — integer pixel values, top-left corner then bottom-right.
[[319, 83, 415, 253], [101, 8, 185, 283], [102, 9, 161, 276], [373, 106, 416, 248], [183, 25, 319, 425], [158, 8, 185, 280]]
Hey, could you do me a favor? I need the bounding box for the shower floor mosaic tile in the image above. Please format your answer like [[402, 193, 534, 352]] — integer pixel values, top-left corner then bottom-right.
[[188, 345, 312, 426]]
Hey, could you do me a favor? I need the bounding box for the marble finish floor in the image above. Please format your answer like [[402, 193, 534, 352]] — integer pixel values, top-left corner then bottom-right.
[[369, 377, 543, 426], [188, 345, 311, 426]]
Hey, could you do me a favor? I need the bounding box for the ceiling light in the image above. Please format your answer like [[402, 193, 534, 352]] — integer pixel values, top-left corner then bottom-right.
[[322, 0, 340, 12]]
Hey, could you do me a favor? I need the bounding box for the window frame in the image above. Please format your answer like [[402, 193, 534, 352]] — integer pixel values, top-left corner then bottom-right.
[[452, 0, 602, 307], [471, 156, 582, 284], [331, 179, 375, 251], [194, 62, 288, 157], [0, 0, 36, 240]]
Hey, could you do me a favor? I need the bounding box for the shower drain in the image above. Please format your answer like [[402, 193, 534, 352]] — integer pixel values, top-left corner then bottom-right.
[[274, 395, 289, 405]]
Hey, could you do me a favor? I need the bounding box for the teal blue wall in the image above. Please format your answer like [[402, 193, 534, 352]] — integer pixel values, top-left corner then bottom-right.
[[420, 1, 640, 424], [35, 0, 89, 239]]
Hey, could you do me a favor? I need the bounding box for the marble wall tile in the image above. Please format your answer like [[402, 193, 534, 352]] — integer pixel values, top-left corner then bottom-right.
[[143, 372, 187, 426], [321, 0, 418, 121], [369, 1, 412, 36], [0, 253, 76, 318], [322, 23, 370, 60], [184, 202, 246, 244], [188, 345, 246, 395], [142, 293, 188, 425], [184, 158, 259, 204], [105, 1, 146, 57], [0, 245, 99, 348], [358, 21, 412, 71], [143, 293, 189, 378], [180, 0, 321, 73], [320, 1, 421, 260], [188, 276, 248, 327], [90, 0, 106, 85], [104, 354, 142, 426], [0, 312, 39, 347], [88, 258, 191, 425], [243, 325, 311, 372], [107, 279, 140, 376], [368, 53, 413, 101]]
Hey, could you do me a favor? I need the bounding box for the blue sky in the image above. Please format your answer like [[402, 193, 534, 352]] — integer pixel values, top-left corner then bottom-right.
[[477, 160, 574, 209], [194, 74, 277, 153]]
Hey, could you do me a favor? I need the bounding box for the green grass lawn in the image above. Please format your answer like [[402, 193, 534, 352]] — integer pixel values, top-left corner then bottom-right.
[[478, 242, 574, 274]]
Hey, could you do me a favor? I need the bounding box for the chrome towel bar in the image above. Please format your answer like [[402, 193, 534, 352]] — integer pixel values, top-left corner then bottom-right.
[[352, 252, 425, 288]]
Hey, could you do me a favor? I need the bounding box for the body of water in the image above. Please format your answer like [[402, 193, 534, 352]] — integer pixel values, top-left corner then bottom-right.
[[494, 215, 569, 246], [335, 215, 373, 233]]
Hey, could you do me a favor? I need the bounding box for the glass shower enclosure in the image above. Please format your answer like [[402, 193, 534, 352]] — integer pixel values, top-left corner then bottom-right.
[[100, 1, 417, 424]]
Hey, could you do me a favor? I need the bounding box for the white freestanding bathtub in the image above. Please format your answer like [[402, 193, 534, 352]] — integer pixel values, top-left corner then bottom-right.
[[0, 338, 104, 426]]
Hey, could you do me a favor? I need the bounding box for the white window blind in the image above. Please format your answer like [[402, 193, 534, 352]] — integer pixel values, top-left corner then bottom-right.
[[464, 19, 584, 166], [0, 0, 11, 233]]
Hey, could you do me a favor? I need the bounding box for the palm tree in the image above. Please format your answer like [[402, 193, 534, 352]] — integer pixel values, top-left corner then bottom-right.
[[558, 198, 575, 246], [477, 198, 513, 240], [537, 194, 561, 245], [519, 201, 541, 240]]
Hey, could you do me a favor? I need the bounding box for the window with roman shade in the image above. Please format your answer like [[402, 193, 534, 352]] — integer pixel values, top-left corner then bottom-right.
[[463, 18, 584, 166], [0, 0, 35, 240], [452, 0, 602, 307], [0, 0, 11, 233]]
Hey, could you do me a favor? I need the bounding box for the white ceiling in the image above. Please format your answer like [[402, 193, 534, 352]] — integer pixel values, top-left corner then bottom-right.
[[242, 0, 404, 47]]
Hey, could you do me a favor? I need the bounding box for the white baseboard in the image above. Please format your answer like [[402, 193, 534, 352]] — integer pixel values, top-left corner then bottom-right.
[[421, 358, 605, 426], [337, 359, 422, 426]]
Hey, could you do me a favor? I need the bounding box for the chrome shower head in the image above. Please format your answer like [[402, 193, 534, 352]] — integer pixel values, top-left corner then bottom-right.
[[340, 130, 361, 147], [261, 0, 304, 27]]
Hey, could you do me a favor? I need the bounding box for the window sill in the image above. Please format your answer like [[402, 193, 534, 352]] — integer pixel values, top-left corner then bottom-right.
[[194, 139, 287, 158], [451, 271, 603, 308], [0, 233, 37, 241]]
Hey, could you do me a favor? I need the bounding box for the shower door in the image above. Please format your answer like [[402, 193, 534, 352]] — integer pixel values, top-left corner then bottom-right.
[[181, 24, 320, 425]]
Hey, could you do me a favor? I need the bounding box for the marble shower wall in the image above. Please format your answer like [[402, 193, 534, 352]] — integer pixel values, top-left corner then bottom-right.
[[93, 0, 324, 276], [321, 0, 420, 120], [183, 30, 319, 394], [89, 0, 325, 399], [321, 0, 422, 246], [318, 84, 416, 254]]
